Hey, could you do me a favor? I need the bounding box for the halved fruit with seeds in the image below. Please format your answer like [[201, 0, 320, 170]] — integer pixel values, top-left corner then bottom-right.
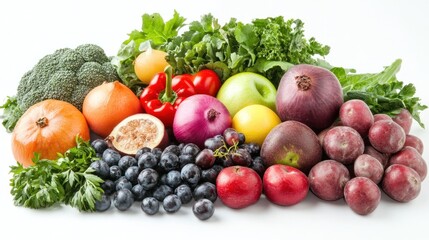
[[106, 113, 168, 155]]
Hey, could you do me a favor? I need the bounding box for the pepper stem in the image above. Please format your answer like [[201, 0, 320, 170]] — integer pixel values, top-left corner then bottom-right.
[[160, 66, 176, 103]]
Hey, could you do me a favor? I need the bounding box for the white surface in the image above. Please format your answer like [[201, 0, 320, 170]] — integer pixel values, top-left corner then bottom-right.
[[1, 0, 428, 239]]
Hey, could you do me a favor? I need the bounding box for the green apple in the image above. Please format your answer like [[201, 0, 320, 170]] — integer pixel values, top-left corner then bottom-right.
[[216, 72, 277, 117]]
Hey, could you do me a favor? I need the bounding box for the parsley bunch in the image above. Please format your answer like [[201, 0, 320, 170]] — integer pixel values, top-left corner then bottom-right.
[[9, 137, 104, 212]]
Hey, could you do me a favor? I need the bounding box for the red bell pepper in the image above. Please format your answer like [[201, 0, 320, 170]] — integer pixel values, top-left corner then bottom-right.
[[140, 66, 196, 127]]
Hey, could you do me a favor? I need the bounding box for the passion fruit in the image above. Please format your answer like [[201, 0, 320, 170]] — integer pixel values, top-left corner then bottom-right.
[[260, 120, 322, 174], [106, 114, 168, 155]]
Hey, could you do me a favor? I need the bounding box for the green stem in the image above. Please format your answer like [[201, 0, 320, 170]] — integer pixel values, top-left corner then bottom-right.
[[160, 66, 176, 103]]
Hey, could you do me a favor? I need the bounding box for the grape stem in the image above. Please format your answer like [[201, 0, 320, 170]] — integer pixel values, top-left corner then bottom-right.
[[213, 139, 239, 158]]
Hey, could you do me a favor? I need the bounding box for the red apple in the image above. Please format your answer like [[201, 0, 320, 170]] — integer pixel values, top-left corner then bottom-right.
[[263, 164, 309, 206], [216, 166, 262, 209]]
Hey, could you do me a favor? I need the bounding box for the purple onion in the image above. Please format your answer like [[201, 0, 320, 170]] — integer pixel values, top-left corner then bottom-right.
[[173, 94, 231, 148], [276, 64, 343, 131]]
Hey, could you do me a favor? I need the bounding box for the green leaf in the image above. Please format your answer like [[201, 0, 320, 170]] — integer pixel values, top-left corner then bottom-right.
[[83, 172, 104, 183], [399, 83, 416, 98], [0, 96, 23, 133], [9, 157, 63, 209], [234, 23, 258, 48], [68, 170, 75, 187], [67, 173, 103, 212], [198, 14, 220, 33], [140, 11, 185, 47], [251, 59, 294, 73]]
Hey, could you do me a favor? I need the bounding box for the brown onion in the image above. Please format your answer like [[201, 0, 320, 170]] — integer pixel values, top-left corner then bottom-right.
[[276, 64, 343, 131]]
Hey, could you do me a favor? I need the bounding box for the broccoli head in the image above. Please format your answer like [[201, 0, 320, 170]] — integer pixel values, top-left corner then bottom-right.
[[2, 43, 119, 132]]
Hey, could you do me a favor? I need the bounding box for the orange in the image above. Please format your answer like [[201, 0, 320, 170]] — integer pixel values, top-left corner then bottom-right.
[[232, 104, 281, 146]]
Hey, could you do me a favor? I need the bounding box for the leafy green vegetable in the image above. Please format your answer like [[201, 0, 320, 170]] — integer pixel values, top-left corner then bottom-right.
[[331, 59, 427, 128], [111, 10, 186, 94], [0, 96, 23, 133], [164, 15, 330, 86], [9, 137, 104, 212]]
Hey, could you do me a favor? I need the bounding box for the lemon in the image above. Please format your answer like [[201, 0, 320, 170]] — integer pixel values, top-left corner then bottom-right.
[[232, 104, 281, 146]]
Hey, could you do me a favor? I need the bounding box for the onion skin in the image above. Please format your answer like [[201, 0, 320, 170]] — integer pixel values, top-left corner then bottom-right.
[[173, 94, 232, 148], [276, 64, 343, 132]]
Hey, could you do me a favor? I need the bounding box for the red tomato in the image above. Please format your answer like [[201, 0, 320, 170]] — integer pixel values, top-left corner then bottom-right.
[[192, 69, 221, 96]]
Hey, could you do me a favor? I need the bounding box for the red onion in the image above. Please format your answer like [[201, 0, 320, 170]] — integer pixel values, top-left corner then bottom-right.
[[276, 64, 343, 131], [173, 94, 232, 148]]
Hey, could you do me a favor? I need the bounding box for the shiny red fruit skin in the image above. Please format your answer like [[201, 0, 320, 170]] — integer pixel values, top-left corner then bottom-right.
[[216, 166, 262, 209], [263, 164, 309, 206]]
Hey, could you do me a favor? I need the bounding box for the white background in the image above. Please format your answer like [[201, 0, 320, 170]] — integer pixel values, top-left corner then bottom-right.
[[1, 0, 428, 239]]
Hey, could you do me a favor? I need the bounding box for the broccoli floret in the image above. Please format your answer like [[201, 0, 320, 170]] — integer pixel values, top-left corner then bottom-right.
[[19, 88, 45, 111], [1, 43, 118, 132], [77, 62, 108, 88], [69, 88, 91, 111], [16, 70, 34, 98], [31, 52, 63, 82], [75, 44, 109, 64], [42, 70, 77, 101], [59, 49, 86, 71], [102, 61, 119, 82]]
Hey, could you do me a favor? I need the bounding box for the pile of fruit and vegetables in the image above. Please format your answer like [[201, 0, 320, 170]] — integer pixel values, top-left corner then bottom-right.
[[2, 11, 427, 220]]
